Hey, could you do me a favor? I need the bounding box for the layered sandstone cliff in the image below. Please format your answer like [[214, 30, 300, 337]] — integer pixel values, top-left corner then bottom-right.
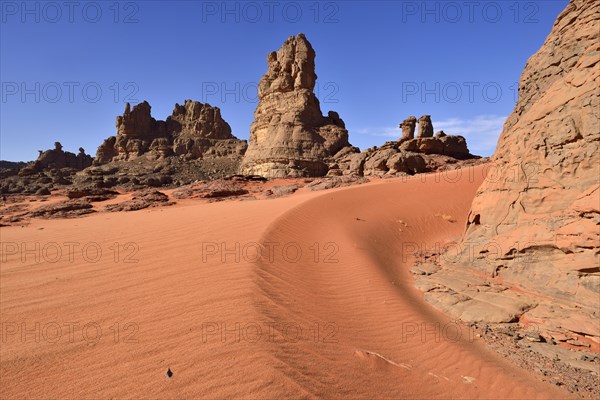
[[414, 0, 600, 344]]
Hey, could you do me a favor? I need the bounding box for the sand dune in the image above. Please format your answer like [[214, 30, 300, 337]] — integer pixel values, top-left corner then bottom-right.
[[0, 165, 571, 399]]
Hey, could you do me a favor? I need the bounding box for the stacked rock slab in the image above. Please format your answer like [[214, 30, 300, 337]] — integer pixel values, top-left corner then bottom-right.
[[417, 0, 600, 342], [95, 100, 247, 164], [240, 33, 352, 178]]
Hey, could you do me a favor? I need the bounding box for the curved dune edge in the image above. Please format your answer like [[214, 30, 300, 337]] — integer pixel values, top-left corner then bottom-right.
[[249, 164, 572, 399], [0, 166, 571, 399]]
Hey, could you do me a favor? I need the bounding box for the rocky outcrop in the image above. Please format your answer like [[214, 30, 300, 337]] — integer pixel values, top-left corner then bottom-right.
[[167, 100, 233, 139], [417, 115, 433, 138], [399, 116, 417, 139], [239, 33, 477, 180], [414, 0, 600, 345], [95, 100, 247, 164], [0, 161, 27, 170], [104, 190, 174, 212], [306, 176, 369, 191], [73, 154, 244, 190], [28, 199, 95, 219], [66, 187, 119, 202], [20, 142, 92, 174], [116, 101, 164, 138], [0, 143, 93, 195], [95, 101, 165, 163], [240, 33, 352, 178], [399, 135, 470, 158], [167, 100, 246, 159], [172, 179, 250, 200], [330, 116, 477, 177]]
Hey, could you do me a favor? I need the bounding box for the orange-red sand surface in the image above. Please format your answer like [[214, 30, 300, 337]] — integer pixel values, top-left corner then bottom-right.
[[0, 166, 572, 399]]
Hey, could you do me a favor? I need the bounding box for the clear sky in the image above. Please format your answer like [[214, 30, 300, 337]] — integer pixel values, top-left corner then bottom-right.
[[1, 0, 569, 161]]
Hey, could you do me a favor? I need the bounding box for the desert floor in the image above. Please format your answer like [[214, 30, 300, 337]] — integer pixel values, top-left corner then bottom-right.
[[0, 165, 573, 399]]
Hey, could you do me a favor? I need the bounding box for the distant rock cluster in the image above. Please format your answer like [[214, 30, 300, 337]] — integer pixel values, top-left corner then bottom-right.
[[329, 116, 474, 177], [95, 100, 247, 164], [23, 142, 92, 174], [0, 142, 92, 195], [2, 33, 478, 194]]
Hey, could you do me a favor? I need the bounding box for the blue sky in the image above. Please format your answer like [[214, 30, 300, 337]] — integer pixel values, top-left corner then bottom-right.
[[1, 0, 568, 161]]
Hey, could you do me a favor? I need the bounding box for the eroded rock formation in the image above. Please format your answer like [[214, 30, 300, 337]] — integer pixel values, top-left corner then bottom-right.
[[400, 116, 417, 139], [95, 100, 247, 164], [0, 142, 93, 195], [414, 0, 600, 345], [21, 142, 93, 174], [240, 33, 352, 178], [417, 115, 433, 138], [329, 116, 476, 177]]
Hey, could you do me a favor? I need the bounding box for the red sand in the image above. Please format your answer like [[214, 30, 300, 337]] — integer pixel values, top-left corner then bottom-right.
[[0, 165, 572, 399]]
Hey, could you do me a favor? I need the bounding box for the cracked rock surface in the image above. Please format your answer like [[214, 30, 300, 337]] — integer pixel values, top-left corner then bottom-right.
[[413, 0, 600, 351]]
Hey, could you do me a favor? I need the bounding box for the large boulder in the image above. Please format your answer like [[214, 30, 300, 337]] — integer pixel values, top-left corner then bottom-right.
[[240, 33, 352, 178]]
